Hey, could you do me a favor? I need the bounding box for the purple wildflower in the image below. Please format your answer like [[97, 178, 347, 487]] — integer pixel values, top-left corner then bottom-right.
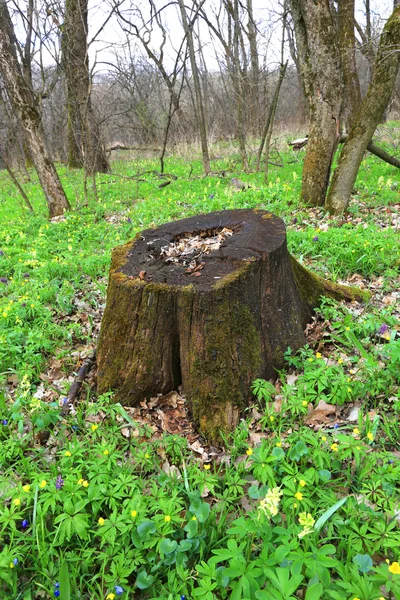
[[0, 249, 4, 256], [0, 277, 7, 284], [2, 419, 8, 425], [21, 519, 29, 529], [127, 217, 132, 224], [54, 591, 60, 598], [13, 558, 18, 566], [115, 586, 124, 595], [55, 476, 64, 490], [312, 235, 319, 242], [293, 217, 298, 224], [334, 423, 339, 429], [21, 303, 26, 307], [378, 323, 389, 334], [23, 273, 30, 278]]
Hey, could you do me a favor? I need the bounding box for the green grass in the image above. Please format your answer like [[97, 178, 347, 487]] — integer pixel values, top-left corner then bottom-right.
[[0, 146, 399, 599]]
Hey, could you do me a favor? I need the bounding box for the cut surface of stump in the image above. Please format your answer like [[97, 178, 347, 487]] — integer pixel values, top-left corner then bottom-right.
[[97, 209, 366, 441]]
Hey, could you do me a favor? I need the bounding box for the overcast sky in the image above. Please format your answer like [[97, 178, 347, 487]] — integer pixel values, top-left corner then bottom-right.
[[83, 0, 394, 74]]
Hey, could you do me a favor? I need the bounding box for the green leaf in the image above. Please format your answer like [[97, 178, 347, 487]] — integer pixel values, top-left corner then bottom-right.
[[271, 447, 285, 460], [314, 497, 348, 531], [137, 520, 156, 539], [305, 583, 323, 600], [353, 554, 373, 573], [59, 560, 71, 600], [196, 502, 210, 523], [160, 538, 178, 555], [318, 469, 331, 482], [136, 570, 155, 589]]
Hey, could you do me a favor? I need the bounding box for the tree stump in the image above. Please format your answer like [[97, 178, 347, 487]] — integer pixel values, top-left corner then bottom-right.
[[97, 209, 367, 441]]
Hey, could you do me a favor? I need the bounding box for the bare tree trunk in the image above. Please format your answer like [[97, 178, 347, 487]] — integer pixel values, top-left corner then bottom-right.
[[177, 0, 210, 173], [0, 0, 70, 218], [232, 0, 248, 169], [327, 7, 400, 214], [338, 0, 361, 129], [62, 0, 108, 174], [289, 0, 343, 206], [285, 17, 309, 122], [246, 0, 260, 134]]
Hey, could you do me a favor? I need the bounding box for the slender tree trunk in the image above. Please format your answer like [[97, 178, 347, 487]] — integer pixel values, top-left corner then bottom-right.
[[246, 0, 260, 134], [62, 0, 108, 174], [289, 0, 343, 206], [177, 0, 210, 173], [232, 0, 248, 169], [338, 0, 361, 129], [326, 7, 400, 214], [0, 0, 70, 218], [256, 62, 288, 172]]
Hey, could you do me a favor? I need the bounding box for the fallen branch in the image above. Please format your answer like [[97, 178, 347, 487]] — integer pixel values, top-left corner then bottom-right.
[[289, 135, 400, 168], [106, 143, 160, 153], [62, 349, 96, 415]]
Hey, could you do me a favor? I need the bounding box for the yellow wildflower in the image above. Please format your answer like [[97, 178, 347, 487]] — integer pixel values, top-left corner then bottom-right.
[[367, 432, 374, 441], [388, 561, 400, 574], [107, 594, 116, 600], [78, 478, 84, 485], [131, 510, 137, 518], [302, 401, 308, 407], [22, 485, 30, 493], [82, 480, 89, 488], [98, 517, 105, 526], [246, 448, 253, 456], [144, 453, 150, 459], [321, 435, 327, 442], [316, 352, 322, 359], [338, 358, 343, 364], [270, 416, 274, 422], [13, 498, 21, 506], [64, 451, 72, 457], [258, 487, 283, 519], [9, 562, 15, 569], [164, 515, 171, 522], [353, 428, 360, 435], [299, 480, 306, 487], [204, 464, 211, 470], [39, 480, 47, 489], [91, 424, 98, 432], [103, 449, 109, 455], [331, 443, 339, 452], [192, 515, 197, 521], [276, 442, 282, 447], [295, 492, 303, 501]]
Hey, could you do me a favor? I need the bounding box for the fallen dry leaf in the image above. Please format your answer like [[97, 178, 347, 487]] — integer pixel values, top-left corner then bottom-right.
[[304, 400, 337, 426]]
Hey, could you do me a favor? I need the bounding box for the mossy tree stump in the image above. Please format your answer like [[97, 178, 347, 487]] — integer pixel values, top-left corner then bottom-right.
[[97, 209, 367, 441]]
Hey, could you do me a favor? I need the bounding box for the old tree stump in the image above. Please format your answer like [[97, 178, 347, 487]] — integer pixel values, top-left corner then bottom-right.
[[97, 209, 366, 441]]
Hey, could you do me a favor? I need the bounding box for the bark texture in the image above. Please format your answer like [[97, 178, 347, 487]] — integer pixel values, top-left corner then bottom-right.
[[326, 7, 400, 215], [0, 0, 70, 218], [97, 209, 367, 442], [289, 0, 343, 206], [338, 0, 361, 129], [62, 0, 109, 174]]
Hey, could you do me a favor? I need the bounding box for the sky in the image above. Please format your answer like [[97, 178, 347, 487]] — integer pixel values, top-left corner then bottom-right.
[[11, 0, 396, 75], [85, 0, 394, 74]]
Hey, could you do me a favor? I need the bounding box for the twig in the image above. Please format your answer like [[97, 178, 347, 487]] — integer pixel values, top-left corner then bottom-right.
[[62, 349, 96, 415]]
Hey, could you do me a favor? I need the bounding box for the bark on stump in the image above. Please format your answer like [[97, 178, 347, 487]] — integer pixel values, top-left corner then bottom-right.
[[97, 209, 366, 441]]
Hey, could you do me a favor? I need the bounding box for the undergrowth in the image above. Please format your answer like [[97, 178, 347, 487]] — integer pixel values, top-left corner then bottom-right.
[[0, 143, 399, 599]]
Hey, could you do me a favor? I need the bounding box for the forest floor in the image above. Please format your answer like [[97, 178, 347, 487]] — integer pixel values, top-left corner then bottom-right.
[[0, 134, 399, 599]]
